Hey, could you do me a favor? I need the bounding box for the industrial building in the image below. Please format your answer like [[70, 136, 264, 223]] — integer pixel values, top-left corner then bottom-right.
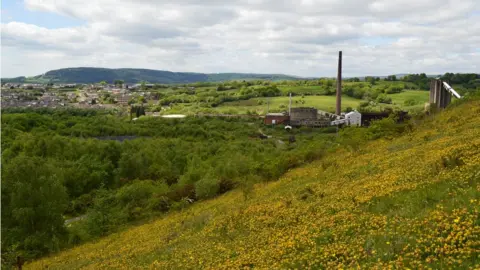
[[263, 51, 416, 128], [289, 107, 331, 127], [264, 113, 290, 125]]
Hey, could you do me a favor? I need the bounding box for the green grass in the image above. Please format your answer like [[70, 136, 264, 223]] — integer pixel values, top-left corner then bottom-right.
[[277, 85, 328, 95], [215, 90, 429, 114], [389, 90, 429, 107], [216, 95, 361, 114]]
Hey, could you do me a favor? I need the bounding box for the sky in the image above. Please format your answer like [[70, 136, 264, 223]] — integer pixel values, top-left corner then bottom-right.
[[1, 0, 479, 78]]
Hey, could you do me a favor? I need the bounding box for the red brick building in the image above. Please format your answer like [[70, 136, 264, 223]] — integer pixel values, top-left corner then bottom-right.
[[264, 113, 290, 125]]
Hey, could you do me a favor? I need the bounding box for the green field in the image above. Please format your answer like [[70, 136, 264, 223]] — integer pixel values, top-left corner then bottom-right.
[[216, 95, 360, 114], [389, 90, 429, 106], [214, 90, 429, 114]]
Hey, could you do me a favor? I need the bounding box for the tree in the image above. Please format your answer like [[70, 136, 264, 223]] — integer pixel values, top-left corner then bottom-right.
[[99, 81, 107, 86], [1, 155, 68, 260], [384, 75, 397, 81], [140, 81, 148, 91], [114, 80, 124, 87], [376, 94, 392, 104], [365, 76, 376, 85]]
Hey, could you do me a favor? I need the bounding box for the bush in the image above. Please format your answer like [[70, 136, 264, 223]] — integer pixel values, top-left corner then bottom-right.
[[367, 117, 404, 140], [385, 85, 403, 94], [147, 195, 171, 212], [67, 193, 94, 215], [337, 127, 369, 151], [195, 172, 220, 199], [359, 101, 370, 108], [404, 98, 418, 106], [376, 94, 392, 104]]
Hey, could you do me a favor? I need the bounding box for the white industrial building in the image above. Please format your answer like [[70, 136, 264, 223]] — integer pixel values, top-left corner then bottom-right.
[[330, 110, 361, 126], [345, 111, 361, 126]]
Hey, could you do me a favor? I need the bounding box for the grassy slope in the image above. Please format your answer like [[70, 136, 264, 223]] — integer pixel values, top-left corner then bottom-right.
[[27, 99, 480, 269], [216, 90, 429, 114]]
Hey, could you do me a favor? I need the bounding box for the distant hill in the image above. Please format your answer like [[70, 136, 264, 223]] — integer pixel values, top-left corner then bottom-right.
[[1, 68, 303, 84]]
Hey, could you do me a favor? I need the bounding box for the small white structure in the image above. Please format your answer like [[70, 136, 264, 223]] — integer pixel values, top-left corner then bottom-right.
[[161, 114, 186, 119], [331, 118, 347, 126], [345, 110, 361, 126]]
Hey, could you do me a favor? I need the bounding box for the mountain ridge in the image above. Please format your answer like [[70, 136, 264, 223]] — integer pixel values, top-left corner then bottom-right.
[[1, 67, 444, 84], [1, 67, 304, 84]]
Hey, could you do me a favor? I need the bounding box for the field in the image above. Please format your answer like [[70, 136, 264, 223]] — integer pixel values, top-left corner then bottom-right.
[[389, 90, 429, 107], [25, 97, 480, 269], [134, 79, 439, 116], [217, 95, 362, 114], [214, 90, 429, 114]]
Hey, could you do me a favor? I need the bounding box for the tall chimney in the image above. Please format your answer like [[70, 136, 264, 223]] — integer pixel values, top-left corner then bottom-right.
[[289, 92, 292, 115], [336, 51, 342, 116]]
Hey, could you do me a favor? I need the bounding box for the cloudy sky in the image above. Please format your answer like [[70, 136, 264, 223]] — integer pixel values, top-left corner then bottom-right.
[[1, 0, 479, 78]]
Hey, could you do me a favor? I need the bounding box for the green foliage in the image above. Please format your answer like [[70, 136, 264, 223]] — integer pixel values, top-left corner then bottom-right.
[[0, 99, 419, 263], [384, 75, 397, 81], [367, 117, 407, 140], [376, 94, 392, 104], [384, 85, 403, 94], [0, 109, 331, 257], [404, 98, 418, 106], [2, 155, 68, 261], [401, 73, 430, 90], [195, 172, 221, 199], [441, 73, 478, 85]]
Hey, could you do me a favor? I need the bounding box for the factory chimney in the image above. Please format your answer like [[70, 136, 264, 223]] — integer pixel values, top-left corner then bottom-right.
[[289, 92, 292, 115], [336, 51, 342, 116]]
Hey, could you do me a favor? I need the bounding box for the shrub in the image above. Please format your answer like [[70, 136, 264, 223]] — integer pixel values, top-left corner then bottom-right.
[[376, 94, 392, 104], [147, 195, 171, 212], [404, 98, 418, 106], [385, 85, 403, 94], [337, 127, 369, 150], [367, 117, 405, 140], [195, 172, 220, 199], [359, 101, 370, 108]]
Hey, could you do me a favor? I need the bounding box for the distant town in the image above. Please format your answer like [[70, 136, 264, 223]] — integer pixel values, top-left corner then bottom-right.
[[1, 82, 178, 115]]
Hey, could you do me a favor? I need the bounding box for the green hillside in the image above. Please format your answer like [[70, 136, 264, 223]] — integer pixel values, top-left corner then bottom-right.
[[25, 98, 480, 269], [1, 68, 301, 84]]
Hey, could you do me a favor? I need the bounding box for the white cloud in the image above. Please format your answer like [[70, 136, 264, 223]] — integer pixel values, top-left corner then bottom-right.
[[1, 0, 479, 77]]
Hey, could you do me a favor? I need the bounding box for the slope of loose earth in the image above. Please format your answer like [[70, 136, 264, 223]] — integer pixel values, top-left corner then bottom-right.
[[27, 99, 480, 269]]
